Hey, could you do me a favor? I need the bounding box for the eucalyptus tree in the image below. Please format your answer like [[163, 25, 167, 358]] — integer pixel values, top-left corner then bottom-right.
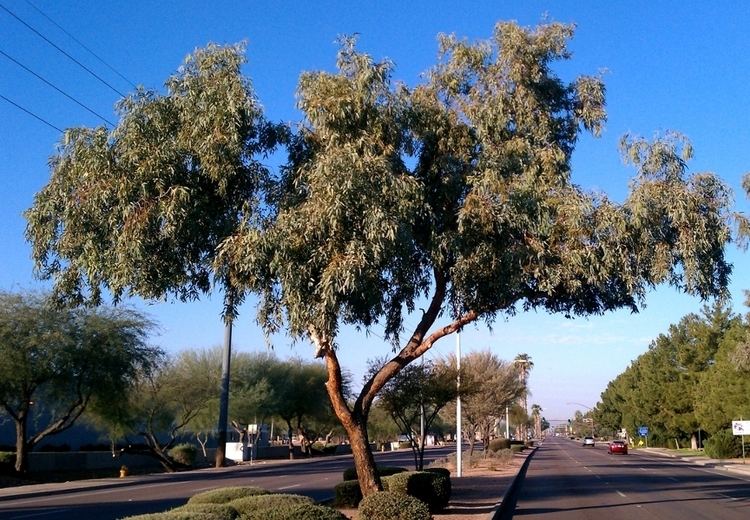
[[0, 291, 158, 473], [219, 22, 733, 494], [25, 44, 284, 466]]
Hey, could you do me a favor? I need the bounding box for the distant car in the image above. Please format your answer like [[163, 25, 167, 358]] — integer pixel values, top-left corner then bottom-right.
[[608, 440, 628, 455], [582, 436, 595, 447]]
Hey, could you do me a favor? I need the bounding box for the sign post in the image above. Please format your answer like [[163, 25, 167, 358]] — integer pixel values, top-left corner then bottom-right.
[[732, 420, 750, 464], [638, 426, 649, 448]]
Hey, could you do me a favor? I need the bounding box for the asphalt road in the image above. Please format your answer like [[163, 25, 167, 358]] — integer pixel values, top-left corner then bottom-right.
[[0, 446, 454, 519], [512, 437, 750, 519]]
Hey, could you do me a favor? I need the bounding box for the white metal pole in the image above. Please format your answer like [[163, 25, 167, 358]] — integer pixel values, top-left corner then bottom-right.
[[456, 331, 462, 477], [506, 405, 510, 439]]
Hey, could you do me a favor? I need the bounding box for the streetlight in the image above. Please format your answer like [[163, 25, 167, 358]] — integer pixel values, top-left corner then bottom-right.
[[566, 402, 595, 437]]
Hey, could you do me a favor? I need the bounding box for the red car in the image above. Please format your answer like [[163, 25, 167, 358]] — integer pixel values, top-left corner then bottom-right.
[[608, 440, 628, 454]]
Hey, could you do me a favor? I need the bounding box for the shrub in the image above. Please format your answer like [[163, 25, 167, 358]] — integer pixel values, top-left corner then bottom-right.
[[342, 465, 407, 481], [187, 486, 269, 505], [171, 503, 238, 520], [333, 479, 362, 507], [384, 470, 449, 511], [485, 448, 514, 470], [243, 504, 348, 520], [424, 467, 450, 478], [510, 444, 525, 453], [358, 491, 431, 520], [121, 513, 221, 520], [169, 443, 198, 466], [229, 493, 313, 516], [705, 429, 742, 459], [0, 452, 14, 474], [488, 438, 511, 452]]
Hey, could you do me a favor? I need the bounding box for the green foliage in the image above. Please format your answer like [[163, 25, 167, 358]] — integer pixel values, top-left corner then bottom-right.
[[488, 439, 511, 452], [383, 470, 450, 511], [171, 503, 238, 520], [334, 479, 362, 507], [704, 429, 742, 459], [187, 486, 269, 505], [358, 491, 431, 520], [242, 504, 347, 520], [0, 291, 159, 473], [168, 443, 198, 466], [229, 494, 313, 516], [342, 466, 407, 481], [424, 467, 451, 478], [510, 445, 525, 453], [121, 512, 222, 520]]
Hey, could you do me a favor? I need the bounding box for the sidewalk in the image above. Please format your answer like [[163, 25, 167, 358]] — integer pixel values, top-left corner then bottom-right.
[[641, 447, 750, 477]]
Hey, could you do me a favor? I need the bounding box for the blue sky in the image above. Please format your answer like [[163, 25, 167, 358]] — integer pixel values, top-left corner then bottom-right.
[[2, 1, 750, 425]]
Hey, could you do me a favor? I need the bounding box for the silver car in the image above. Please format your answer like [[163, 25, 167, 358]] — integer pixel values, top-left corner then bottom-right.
[[582, 436, 595, 447]]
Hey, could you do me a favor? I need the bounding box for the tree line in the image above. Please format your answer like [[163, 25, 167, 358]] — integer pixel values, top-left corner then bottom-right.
[[23, 19, 740, 496], [593, 302, 750, 451]]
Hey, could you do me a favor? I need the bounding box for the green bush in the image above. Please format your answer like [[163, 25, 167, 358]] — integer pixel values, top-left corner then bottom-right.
[[358, 491, 431, 520], [243, 504, 348, 520], [171, 503, 238, 520], [0, 452, 14, 474], [383, 470, 449, 511], [510, 444, 525, 453], [169, 443, 198, 466], [488, 438, 511, 452], [705, 429, 742, 459], [342, 465, 407, 481], [187, 486, 269, 505], [120, 513, 222, 520], [229, 493, 313, 516], [333, 479, 362, 507], [424, 467, 450, 478]]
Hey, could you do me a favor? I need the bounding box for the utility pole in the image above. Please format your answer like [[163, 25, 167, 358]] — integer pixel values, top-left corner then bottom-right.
[[456, 331, 462, 477]]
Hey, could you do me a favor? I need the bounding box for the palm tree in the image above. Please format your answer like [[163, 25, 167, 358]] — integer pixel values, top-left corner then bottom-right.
[[531, 403, 543, 439], [514, 354, 534, 439]]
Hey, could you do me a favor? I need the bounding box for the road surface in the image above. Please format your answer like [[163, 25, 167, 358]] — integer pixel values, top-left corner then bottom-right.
[[511, 437, 750, 519]]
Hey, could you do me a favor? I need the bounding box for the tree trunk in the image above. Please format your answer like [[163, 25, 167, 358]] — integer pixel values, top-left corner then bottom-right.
[[286, 421, 295, 460], [14, 409, 28, 474]]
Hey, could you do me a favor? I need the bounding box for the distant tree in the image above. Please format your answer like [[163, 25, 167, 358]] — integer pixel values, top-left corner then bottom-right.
[[366, 401, 401, 451], [370, 358, 457, 470], [24, 43, 284, 467], [531, 404, 543, 439], [90, 348, 218, 471], [440, 351, 524, 457], [0, 291, 158, 473], [514, 354, 534, 439]]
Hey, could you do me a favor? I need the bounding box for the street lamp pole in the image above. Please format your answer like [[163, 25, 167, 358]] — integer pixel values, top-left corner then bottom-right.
[[456, 330, 462, 477]]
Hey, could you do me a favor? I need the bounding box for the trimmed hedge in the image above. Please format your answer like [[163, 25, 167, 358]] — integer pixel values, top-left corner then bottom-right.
[[333, 479, 362, 507], [168, 443, 198, 466], [383, 470, 450, 511], [229, 493, 313, 516], [121, 513, 222, 520], [187, 486, 269, 505], [243, 504, 348, 520], [358, 491, 431, 520], [510, 444, 525, 453], [342, 465, 407, 481], [424, 467, 450, 478], [488, 438, 511, 452], [171, 503, 238, 520]]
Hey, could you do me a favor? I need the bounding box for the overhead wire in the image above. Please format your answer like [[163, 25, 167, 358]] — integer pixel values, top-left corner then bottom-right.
[[0, 93, 62, 132], [0, 48, 114, 126], [0, 2, 126, 97], [24, 0, 136, 89]]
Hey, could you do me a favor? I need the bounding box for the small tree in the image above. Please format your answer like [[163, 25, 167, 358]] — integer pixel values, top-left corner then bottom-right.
[[371, 359, 457, 470], [0, 291, 159, 473], [90, 348, 218, 471]]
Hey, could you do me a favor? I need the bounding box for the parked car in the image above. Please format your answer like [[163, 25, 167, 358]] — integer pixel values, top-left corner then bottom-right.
[[608, 440, 628, 454], [582, 436, 595, 447]]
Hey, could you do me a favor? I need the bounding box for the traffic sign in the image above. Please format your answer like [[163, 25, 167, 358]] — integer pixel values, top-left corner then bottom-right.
[[638, 426, 649, 436], [732, 421, 750, 435]]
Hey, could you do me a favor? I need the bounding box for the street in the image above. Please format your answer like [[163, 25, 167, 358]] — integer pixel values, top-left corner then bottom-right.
[[512, 437, 750, 519], [0, 447, 453, 519]]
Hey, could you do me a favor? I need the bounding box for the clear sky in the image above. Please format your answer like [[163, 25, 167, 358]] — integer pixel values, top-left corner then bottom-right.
[[2, 1, 750, 425]]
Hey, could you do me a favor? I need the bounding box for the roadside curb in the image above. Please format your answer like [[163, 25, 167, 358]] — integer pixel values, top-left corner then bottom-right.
[[641, 448, 750, 477], [489, 446, 538, 520]]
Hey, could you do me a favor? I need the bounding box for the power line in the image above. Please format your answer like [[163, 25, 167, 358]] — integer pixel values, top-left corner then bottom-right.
[[24, 0, 136, 89], [0, 2, 126, 98], [0, 93, 62, 132], [0, 48, 114, 126]]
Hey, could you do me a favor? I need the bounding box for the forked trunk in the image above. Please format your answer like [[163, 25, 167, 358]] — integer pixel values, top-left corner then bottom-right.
[[346, 416, 381, 495]]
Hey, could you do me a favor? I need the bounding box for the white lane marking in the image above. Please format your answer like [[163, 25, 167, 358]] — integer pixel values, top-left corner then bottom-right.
[[668, 477, 679, 482], [278, 484, 302, 490], [10, 510, 70, 519], [718, 493, 738, 501], [616, 490, 627, 498]]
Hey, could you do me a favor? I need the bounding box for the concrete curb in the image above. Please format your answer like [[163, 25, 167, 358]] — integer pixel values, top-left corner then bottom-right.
[[641, 448, 750, 477], [489, 446, 538, 520]]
